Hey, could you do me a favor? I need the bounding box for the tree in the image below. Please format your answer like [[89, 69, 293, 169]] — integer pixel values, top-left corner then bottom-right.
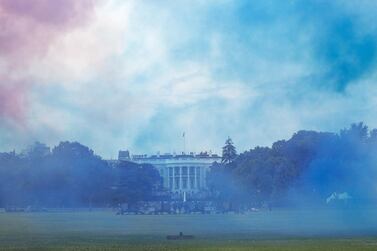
[[113, 161, 162, 205], [49, 141, 112, 207], [340, 122, 368, 142], [22, 141, 50, 160], [222, 137, 237, 164]]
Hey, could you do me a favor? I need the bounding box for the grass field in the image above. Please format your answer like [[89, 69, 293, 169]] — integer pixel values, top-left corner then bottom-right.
[[0, 209, 377, 250]]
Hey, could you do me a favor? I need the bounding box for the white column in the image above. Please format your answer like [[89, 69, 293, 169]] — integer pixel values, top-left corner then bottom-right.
[[198, 167, 201, 189], [194, 166, 197, 190], [179, 166, 182, 191], [172, 167, 176, 191], [166, 167, 170, 189], [203, 166, 207, 189], [163, 167, 167, 188]]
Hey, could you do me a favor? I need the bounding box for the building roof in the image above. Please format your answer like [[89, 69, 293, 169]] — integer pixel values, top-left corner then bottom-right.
[[131, 152, 221, 161]]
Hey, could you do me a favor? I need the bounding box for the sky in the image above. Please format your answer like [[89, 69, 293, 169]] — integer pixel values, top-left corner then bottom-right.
[[1, 0, 377, 158]]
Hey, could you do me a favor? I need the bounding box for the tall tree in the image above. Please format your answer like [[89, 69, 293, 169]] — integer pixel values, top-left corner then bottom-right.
[[222, 137, 237, 164], [49, 141, 111, 207], [113, 161, 162, 205]]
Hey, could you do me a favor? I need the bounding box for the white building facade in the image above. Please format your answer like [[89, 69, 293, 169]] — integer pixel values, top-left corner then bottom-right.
[[120, 152, 221, 194]]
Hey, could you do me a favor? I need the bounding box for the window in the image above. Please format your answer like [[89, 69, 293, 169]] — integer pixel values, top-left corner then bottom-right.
[[175, 177, 180, 189], [190, 177, 195, 189], [174, 166, 180, 176], [169, 177, 173, 189], [182, 166, 188, 176], [189, 166, 195, 176], [182, 177, 187, 189]]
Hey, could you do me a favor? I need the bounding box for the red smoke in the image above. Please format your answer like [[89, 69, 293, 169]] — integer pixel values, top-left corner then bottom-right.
[[0, 0, 96, 122], [0, 84, 26, 123]]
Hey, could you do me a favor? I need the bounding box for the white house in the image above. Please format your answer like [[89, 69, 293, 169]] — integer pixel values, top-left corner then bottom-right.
[[119, 151, 221, 195]]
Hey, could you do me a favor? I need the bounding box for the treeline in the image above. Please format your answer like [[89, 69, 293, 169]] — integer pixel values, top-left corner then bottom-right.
[[1, 122, 376, 209], [208, 122, 377, 207], [0, 142, 162, 208]]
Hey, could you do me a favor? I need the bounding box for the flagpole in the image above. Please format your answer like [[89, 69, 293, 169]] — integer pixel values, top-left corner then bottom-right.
[[183, 132, 186, 154]]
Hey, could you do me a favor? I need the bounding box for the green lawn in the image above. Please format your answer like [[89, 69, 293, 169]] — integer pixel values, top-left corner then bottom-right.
[[3, 239, 377, 251], [0, 210, 376, 250]]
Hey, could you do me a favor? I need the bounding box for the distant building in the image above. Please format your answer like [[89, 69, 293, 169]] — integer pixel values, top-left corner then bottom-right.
[[118, 150, 130, 161], [119, 151, 221, 195]]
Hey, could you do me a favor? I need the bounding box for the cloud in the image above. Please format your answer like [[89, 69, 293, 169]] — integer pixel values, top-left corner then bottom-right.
[[2, 0, 377, 158], [0, 0, 95, 61], [0, 0, 96, 122], [0, 82, 26, 122], [290, 0, 377, 92]]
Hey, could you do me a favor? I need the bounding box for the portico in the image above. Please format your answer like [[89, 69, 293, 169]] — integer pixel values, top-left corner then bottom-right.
[[125, 152, 221, 194]]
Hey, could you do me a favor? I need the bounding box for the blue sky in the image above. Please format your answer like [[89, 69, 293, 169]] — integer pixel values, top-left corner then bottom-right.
[[1, 0, 377, 158]]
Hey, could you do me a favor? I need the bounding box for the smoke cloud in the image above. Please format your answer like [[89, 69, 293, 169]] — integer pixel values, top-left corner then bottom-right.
[[0, 0, 95, 121], [1, 0, 377, 158]]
